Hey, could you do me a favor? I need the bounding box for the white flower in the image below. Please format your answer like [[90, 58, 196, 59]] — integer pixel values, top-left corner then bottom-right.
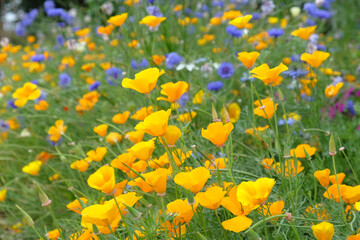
[[176, 63, 199, 71], [290, 7, 301, 17]]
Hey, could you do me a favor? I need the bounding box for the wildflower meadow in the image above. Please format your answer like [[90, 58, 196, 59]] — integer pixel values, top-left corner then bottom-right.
[[1, 0, 360, 239]]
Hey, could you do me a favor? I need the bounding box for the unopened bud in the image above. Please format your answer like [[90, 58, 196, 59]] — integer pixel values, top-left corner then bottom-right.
[[212, 103, 220, 122], [222, 105, 231, 123], [246, 229, 261, 240], [329, 133, 336, 156], [278, 89, 285, 101], [123, 203, 142, 220], [15, 204, 34, 227], [33, 181, 52, 207]]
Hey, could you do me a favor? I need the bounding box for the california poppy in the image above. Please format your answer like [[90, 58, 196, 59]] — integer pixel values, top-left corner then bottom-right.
[[122, 68, 165, 94], [157, 81, 189, 102], [12, 82, 41, 107], [201, 122, 234, 147], [314, 169, 331, 188], [229, 15, 252, 29], [135, 109, 171, 136], [108, 13, 128, 26], [311, 222, 334, 240], [250, 63, 288, 86], [139, 16, 166, 27], [291, 25, 317, 40], [87, 165, 115, 194], [195, 186, 226, 210], [127, 139, 156, 161], [301, 51, 330, 68], [174, 167, 211, 193], [237, 51, 260, 69], [236, 178, 276, 211]]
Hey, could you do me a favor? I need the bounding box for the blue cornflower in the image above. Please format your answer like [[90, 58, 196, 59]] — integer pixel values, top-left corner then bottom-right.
[[207, 81, 224, 91], [58, 73, 72, 87], [31, 54, 45, 62], [165, 52, 184, 69], [268, 28, 284, 38], [226, 25, 243, 38], [89, 81, 101, 91], [218, 62, 234, 79]]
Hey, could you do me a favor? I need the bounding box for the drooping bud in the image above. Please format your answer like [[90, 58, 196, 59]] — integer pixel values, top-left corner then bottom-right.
[[33, 181, 52, 207], [222, 105, 231, 123], [15, 204, 34, 226], [212, 103, 220, 122], [329, 133, 336, 156]]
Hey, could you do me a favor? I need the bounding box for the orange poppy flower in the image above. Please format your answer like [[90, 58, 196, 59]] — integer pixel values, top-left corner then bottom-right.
[[311, 222, 334, 240], [93, 124, 108, 137], [66, 198, 88, 214], [127, 139, 156, 161], [301, 51, 330, 68], [46, 229, 61, 240], [12, 82, 41, 107], [258, 200, 284, 218], [112, 111, 130, 124], [290, 144, 316, 158], [229, 15, 252, 29], [34, 100, 49, 111], [201, 122, 234, 147], [163, 125, 181, 147], [329, 173, 345, 185], [250, 63, 288, 86], [86, 147, 107, 162], [122, 68, 165, 94], [273, 159, 304, 177], [167, 199, 198, 224], [106, 132, 122, 145], [314, 169, 331, 188], [87, 165, 115, 194], [0, 189, 7, 202], [22, 160, 42, 176], [48, 119, 67, 142], [131, 106, 154, 121], [139, 16, 166, 27], [237, 51, 260, 69], [291, 25, 317, 40], [174, 167, 211, 193], [108, 13, 128, 26], [135, 109, 171, 136], [70, 159, 90, 172], [237, 177, 276, 211], [157, 81, 189, 102], [111, 153, 136, 172], [125, 130, 145, 144], [221, 215, 253, 233], [142, 168, 170, 195], [325, 82, 343, 98], [128, 178, 154, 193], [177, 111, 197, 123], [253, 98, 278, 119], [204, 157, 228, 170], [261, 158, 274, 170], [195, 186, 226, 210]]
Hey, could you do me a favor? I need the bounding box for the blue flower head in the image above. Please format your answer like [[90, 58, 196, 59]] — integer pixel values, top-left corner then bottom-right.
[[207, 81, 224, 91], [89, 81, 101, 91], [268, 28, 284, 38], [59, 73, 72, 87], [218, 62, 234, 79], [226, 25, 243, 38], [165, 52, 184, 69]]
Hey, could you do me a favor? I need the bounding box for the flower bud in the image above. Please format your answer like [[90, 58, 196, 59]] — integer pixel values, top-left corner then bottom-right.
[[123, 203, 142, 220], [246, 229, 261, 240], [212, 103, 220, 122], [329, 133, 336, 156], [15, 204, 34, 227], [33, 181, 52, 207], [222, 105, 231, 123]]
